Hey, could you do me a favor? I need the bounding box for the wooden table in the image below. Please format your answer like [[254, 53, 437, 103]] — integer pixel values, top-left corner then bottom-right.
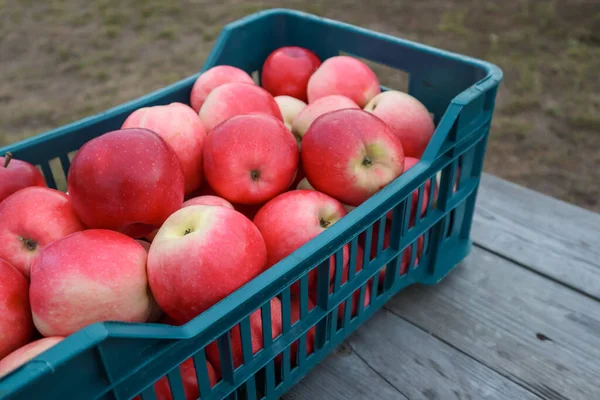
[[285, 174, 600, 400]]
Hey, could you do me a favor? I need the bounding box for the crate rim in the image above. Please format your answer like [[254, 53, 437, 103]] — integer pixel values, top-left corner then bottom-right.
[[0, 8, 503, 396]]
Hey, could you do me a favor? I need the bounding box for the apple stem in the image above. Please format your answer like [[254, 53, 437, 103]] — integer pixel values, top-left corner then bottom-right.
[[362, 156, 372, 167], [3, 152, 12, 168], [19, 237, 37, 251], [250, 170, 260, 181], [319, 218, 331, 228]]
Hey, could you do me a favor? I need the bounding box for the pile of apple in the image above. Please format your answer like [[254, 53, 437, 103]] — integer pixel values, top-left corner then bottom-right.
[[0, 46, 435, 398]]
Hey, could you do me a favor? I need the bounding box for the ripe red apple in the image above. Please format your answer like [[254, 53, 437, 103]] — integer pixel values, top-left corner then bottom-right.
[[190, 65, 254, 113], [147, 205, 267, 324], [296, 178, 357, 214], [0, 187, 84, 278], [302, 109, 405, 207], [0, 337, 63, 378], [199, 82, 283, 132], [206, 297, 283, 378], [122, 102, 207, 194], [67, 128, 185, 238], [0, 259, 33, 360], [135, 358, 217, 400], [275, 95, 306, 131], [291, 95, 359, 144], [182, 195, 234, 209], [261, 46, 321, 102], [364, 91, 435, 158], [30, 230, 155, 336], [253, 190, 349, 294], [204, 114, 298, 205], [307, 56, 380, 107], [0, 153, 46, 204]]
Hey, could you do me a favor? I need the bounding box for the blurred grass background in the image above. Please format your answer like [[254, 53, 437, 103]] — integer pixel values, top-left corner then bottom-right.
[[0, 0, 598, 210]]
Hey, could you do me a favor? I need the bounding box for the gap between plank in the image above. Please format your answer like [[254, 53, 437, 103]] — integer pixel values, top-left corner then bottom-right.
[[345, 341, 410, 400], [382, 307, 545, 400], [472, 241, 600, 304]]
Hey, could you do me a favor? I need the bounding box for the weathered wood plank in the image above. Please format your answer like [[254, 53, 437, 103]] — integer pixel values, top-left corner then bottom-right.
[[283, 343, 408, 400], [387, 246, 600, 400], [473, 173, 600, 299], [345, 310, 540, 400]]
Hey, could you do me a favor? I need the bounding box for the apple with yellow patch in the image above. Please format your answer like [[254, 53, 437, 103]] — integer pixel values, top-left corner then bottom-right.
[[274, 95, 306, 131], [296, 178, 356, 214], [301, 109, 405, 207], [253, 190, 349, 294], [147, 205, 267, 323], [190, 65, 254, 113], [122, 102, 207, 194], [307, 56, 380, 107], [364, 91, 435, 158], [29, 230, 155, 336]]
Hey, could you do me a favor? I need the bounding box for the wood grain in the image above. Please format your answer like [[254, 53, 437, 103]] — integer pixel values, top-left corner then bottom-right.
[[473, 174, 600, 299], [345, 309, 540, 400], [283, 342, 408, 400], [387, 246, 600, 400]]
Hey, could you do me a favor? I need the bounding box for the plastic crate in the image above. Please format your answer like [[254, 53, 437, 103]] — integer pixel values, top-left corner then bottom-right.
[[0, 8, 502, 400]]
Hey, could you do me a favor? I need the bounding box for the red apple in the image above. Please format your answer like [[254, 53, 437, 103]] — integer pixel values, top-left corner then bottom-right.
[[0, 259, 33, 360], [67, 128, 185, 238], [206, 297, 283, 378], [147, 205, 267, 324], [190, 65, 254, 113], [30, 230, 155, 336], [0, 153, 46, 204], [261, 46, 321, 102], [307, 56, 380, 107], [296, 178, 357, 214], [122, 102, 207, 194], [204, 114, 298, 205], [135, 358, 218, 400], [253, 190, 349, 294], [364, 90, 435, 158], [0, 337, 63, 378], [302, 109, 405, 207], [199, 82, 283, 132], [291, 95, 359, 144], [182, 195, 234, 209], [275, 95, 307, 131], [0, 187, 85, 278]]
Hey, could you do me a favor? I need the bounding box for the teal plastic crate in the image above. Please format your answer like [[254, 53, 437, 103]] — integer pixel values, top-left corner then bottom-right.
[[0, 8, 502, 400]]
